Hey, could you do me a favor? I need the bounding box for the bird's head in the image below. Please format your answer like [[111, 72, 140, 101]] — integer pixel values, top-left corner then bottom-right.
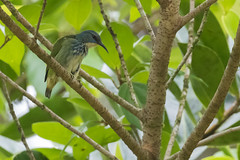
[[76, 30, 108, 53]]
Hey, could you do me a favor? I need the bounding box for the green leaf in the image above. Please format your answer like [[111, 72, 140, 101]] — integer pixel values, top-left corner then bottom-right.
[[73, 126, 119, 160], [1, 98, 76, 140], [218, 0, 236, 13], [123, 0, 152, 14], [0, 36, 25, 75], [119, 82, 147, 129], [67, 98, 100, 122], [222, 11, 239, 39], [98, 22, 134, 69], [169, 47, 183, 69], [160, 131, 180, 160], [64, 0, 92, 30], [32, 122, 73, 145], [192, 45, 225, 99], [36, 148, 73, 160], [202, 156, 234, 160], [195, 11, 230, 66], [81, 64, 111, 79], [131, 70, 149, 84], [18, 4, 42, 27], [14, 150, 48, 160]]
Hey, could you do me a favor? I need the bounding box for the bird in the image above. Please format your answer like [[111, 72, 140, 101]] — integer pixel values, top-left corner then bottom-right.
[[44, 30, 108, 98]]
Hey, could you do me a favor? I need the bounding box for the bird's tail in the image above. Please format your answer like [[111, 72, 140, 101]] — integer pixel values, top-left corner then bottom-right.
[[45, 88, 52, 99]]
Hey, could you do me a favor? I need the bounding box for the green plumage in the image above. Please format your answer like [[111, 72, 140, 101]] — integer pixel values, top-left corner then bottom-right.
[[44, 30, 108, 98]]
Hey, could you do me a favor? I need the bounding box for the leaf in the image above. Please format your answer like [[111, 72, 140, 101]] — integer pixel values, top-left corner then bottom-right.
[[202, 156, 234, 160], [222, 11, 239, 39], [36, 148, 73, 160], [160, 131, 180, 160], [14, 150, 48, 160], [32, 122, 73, 145], [18, 4, 42, 26], [98, 22, 134, 69], [131, 70, 149, 84], [0, 36, 25, 75], [119, 82, 147, 129], [195, 11, 230, 66], [123, 0, 152, 14], [73, 126, 119, 160], [1, 98, 76, 140], [218, 0, 236, 14], [81, 64, 111, 79], [64, 0, 92, 30], [67, 98, 100, 122]]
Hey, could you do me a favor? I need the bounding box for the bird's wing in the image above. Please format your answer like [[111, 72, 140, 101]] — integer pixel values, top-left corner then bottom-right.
[[44, 35, 76, 82]]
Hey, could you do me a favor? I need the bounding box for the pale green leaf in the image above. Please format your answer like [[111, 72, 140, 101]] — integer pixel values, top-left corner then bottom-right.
[[32, 122, 73, 145], [0, 36, 25, 75], [64, 0, 92, 30]]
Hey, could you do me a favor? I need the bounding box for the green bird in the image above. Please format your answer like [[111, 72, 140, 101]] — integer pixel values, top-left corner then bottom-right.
[[44, 30, 108, 98]]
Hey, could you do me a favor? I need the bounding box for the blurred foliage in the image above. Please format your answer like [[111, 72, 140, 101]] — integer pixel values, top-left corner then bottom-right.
[[0, 0, 240, 159]]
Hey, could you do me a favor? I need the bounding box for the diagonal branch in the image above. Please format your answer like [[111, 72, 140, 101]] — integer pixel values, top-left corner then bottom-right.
[[1, 79, 36, 160], [0, 72, 118, 160], [179, 0, 217, 29], [1, 0, 52, 50], [133, 0, 156, 42], [80, 70, 142, 120], [177, 20, 240, 160], [0, 7, 146, 159], [2, 0, 139, 120], [98, 0, 139, 107], [34, 0, 47, 40], [198, 126, 240, 147]]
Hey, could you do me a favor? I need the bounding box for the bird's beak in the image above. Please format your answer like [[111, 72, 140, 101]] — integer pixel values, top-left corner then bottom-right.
[[98, 42, 108, 53]]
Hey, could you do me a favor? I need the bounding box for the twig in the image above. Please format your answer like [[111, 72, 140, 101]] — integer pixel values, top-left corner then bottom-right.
[[203, 97, 240, 138], [198, 126, 240, 146], [177, 20, 240, 160], [179, 0, 217, 29], [0, 7, 146, 159], [0, 72, 118, 160], [167, 152, 179, 160], [98, 0, 139, 107], [1, 0, 53, 50], [133, 0, 156, 42], [166, 9, 209, 88], [79, 70, 142, 120], [0, 36, 11, 49], [164, 1, 195, 159], [34, 0, 47, 40], [1, 79, 36, 160]]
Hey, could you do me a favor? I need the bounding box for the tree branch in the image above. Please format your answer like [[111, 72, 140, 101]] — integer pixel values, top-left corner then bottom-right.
[[0, 72, 118, 160], [179, 0, 217, 29], [79, 70, 142, 120], [2, 0, 141, 120], [164, 1, 195, 159], [141, 1, 181, 159], [177, 20, 240, 160], [166, 9, 209, 88], [1, 79, 36, 160], [1, 0, 52, 50], [133, 0, 156, 42], [198, 126, 240, 147], [34, 0, 46, 40], [98, 0, 139, 107], [0, 7, 146, 159], [203, 96, 240, 138]]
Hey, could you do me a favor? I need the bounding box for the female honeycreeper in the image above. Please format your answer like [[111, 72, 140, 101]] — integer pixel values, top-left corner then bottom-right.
[[44, 30, 108, 98]]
